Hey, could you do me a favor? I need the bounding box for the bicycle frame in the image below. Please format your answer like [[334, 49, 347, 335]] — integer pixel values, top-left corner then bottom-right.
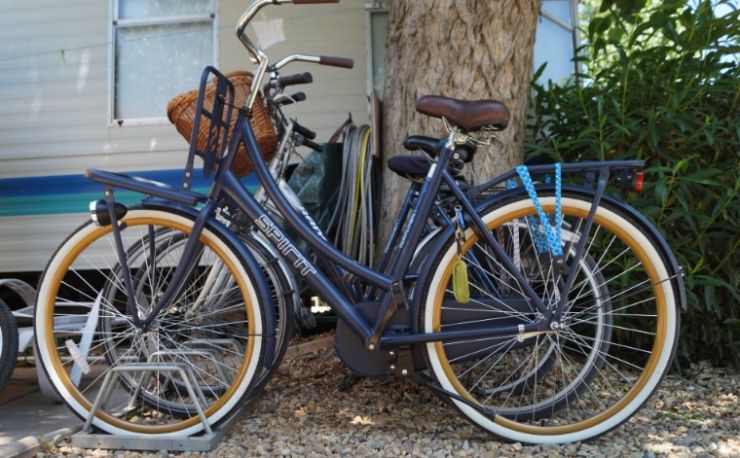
[[150, 106, 641, 352]]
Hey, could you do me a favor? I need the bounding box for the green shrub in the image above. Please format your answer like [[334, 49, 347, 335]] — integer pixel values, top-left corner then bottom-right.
[[526, 0, 739, 366]]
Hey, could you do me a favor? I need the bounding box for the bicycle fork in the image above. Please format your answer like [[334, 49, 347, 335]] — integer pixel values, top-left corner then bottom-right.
[[101, 191, 214, 332]]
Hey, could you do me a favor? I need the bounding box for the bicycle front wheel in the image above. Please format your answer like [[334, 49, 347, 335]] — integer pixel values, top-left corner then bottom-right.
[[420, 192, 680, 443], [35, 208, 266, 436]]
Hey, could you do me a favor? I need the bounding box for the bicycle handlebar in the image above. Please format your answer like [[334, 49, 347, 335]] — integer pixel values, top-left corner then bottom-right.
[[293, 0, 339, 3], [276, 72, 314, 87], [293, 120, 317, 140], [271, 53, 354, 71], [236, 0, 346, 111], [235, 0, 276, 110], [319, 55, 354, 69], [302, 137, 323, 152]]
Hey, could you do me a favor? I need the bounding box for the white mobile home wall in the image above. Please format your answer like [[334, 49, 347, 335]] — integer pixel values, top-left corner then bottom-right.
[[0, 0, 369, 273]]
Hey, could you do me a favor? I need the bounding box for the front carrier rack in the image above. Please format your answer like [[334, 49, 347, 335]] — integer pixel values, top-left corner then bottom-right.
[[86, 66, 236, 204]]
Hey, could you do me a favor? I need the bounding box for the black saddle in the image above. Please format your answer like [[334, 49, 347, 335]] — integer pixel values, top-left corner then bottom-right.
[[387, 134, 445, 180], [387, 155, 431, 180]]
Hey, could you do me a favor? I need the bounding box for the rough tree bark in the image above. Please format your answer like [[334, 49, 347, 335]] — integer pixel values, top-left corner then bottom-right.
[[379, 0, 540, 246]]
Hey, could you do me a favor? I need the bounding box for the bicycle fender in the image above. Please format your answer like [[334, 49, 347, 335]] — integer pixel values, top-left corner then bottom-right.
[[140, 200, 277, 370]]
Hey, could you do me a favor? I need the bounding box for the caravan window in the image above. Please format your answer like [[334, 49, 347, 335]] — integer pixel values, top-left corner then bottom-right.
[[110, 0, 217, 125]]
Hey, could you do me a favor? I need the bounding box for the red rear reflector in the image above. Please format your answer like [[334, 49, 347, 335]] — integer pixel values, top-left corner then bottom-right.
[[632, 172, 644, 193]]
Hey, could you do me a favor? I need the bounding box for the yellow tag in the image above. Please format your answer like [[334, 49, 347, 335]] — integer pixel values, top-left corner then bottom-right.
[[452, 256, 470, 303]]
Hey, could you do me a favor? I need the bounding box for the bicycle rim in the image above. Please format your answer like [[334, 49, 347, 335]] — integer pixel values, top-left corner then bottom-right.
[[422, 195, 678, 443], [35, 209, 264, 436]]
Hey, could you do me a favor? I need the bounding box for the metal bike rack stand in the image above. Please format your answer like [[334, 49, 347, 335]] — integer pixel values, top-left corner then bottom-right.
[[70, 362, 242, 452]]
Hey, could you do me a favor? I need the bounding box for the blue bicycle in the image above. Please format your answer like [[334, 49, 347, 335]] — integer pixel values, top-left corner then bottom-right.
[[33, 0, 683, 444]]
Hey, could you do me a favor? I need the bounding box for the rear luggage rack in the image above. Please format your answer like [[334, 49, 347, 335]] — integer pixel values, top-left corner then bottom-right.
[[468, 160, 645, 200]]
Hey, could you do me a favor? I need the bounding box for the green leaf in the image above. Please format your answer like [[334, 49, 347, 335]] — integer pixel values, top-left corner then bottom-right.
[[680, 176, 717, 186], [532, 63, 547, 84], [655, 176, 669, 205], [723, 318, 740, 330]]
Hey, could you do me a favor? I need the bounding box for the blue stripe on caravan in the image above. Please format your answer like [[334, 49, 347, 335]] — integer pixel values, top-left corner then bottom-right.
[[0, 169, 259, 217], [0, 169, 205, 197]]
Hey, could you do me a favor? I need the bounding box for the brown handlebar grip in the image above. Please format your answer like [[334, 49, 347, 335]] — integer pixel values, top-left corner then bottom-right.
[[319, 56, 354, 69], [293, 0, 340, 4]]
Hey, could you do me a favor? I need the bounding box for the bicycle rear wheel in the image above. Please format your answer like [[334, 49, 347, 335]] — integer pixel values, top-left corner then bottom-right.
[[34, 208, 267, 436], [420, 192, 680, 443]]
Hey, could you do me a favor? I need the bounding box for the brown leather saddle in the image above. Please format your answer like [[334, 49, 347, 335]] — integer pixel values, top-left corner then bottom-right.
[[416, 95, 509, 132]]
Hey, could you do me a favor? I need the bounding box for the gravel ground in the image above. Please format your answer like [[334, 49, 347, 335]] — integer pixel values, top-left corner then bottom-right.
[[49, 344, 739, 458]]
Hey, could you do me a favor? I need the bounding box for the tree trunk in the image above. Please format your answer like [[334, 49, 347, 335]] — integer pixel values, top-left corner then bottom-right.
[[379, 0, 540, 247]]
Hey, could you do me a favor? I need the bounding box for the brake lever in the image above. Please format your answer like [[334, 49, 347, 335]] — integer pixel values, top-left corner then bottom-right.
[[273, 92, 307, 106]]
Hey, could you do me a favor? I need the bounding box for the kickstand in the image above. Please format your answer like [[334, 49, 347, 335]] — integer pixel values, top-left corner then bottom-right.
[[413, 374, 498, 417]]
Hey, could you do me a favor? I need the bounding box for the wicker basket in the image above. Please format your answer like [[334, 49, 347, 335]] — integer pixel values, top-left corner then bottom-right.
[[167, 71, 278, 177]]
